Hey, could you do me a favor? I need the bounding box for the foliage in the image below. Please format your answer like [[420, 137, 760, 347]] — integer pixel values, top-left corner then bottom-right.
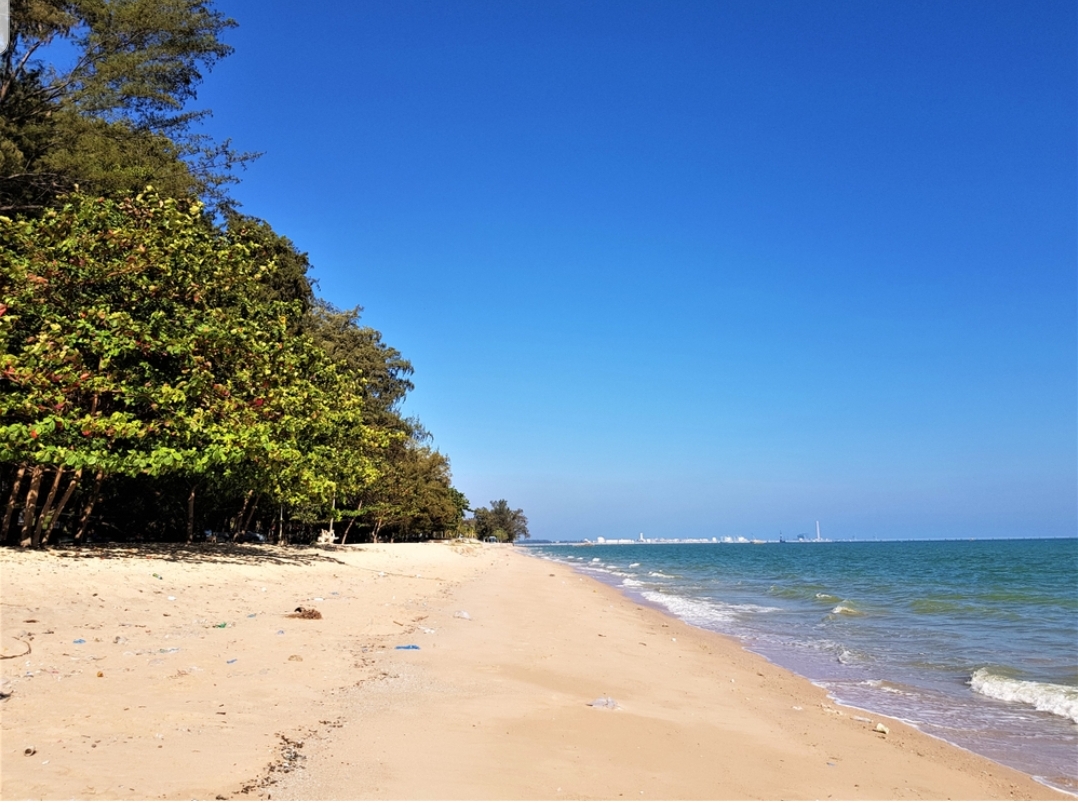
[[473, 499, 529, 543], [0, 2, 488, 549], [0, 0, 255, 212], [0, 190, 378, 543]]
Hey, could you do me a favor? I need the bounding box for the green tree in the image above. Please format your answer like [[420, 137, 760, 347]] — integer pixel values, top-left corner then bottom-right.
[[473, 499, 529, 543], [0, 0, 253, 212], [0, 189, 342, 545]]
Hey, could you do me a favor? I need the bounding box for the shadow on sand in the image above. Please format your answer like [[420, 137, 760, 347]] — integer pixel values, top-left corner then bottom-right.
[[2, 542, 358, 567]]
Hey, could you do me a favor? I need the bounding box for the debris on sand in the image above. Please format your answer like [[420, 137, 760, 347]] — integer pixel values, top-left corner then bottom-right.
[[287, 607, 322, 620]]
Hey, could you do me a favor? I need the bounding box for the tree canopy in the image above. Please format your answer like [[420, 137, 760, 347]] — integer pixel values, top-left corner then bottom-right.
[[0, 1, 525, 549], [0, 0, 254, 213], [473, 500, 530, 543]]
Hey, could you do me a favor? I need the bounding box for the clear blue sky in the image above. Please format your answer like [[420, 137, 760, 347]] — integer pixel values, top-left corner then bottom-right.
[[198, 0, 1075, 541]]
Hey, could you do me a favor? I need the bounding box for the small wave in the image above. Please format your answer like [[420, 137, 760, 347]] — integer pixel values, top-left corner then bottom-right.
[[621, 578, 643, 588], [862, 679, 916, 696], [590, 558, 601, 563], [970, 668, 1078, 724], [814, 592, 841, 602], [648, 571, 674, 578], [639, 591, 736, 625], [728, 603, 781, 614], [629, 563, 640, 568], [837, 648, 870, 665], [830, 603, 862, 616]]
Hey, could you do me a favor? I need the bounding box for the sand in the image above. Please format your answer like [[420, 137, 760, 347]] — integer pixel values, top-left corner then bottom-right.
[[0, 541, 1065, 800]]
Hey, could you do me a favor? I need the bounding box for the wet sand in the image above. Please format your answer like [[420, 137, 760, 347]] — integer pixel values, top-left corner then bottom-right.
[[0, 542, 1065, 800]]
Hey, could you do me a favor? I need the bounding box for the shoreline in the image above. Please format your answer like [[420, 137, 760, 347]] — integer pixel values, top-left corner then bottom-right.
[[540, 547, 1078, 798], [1, 542, 1066, 800]]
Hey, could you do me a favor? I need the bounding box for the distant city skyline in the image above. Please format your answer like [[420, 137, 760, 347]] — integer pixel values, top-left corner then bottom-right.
[[203, 0, 1076, 541]]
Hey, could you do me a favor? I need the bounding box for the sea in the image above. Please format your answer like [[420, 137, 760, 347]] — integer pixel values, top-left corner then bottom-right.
[[527, 537, 1078, 794]]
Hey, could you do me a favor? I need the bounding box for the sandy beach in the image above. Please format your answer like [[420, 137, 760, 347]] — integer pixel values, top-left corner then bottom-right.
[[0, 542, 1065, 800]]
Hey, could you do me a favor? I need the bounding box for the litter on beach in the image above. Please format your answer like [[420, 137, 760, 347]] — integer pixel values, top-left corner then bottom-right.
[[395, 644, 420, 650], [588, 697, 619, 709]]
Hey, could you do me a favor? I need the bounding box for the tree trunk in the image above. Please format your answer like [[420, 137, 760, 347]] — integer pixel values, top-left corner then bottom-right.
[[341, 499, 363, 545], [186, 484, 198, 544], [32, 466, 65, 548], [41, 468, 82, 546], [73, 469, 104, 544], [241, 494, 260, 534], [2, 463, 28, 545], [19, 465, 44, 548], [232, 489, 253, 541]]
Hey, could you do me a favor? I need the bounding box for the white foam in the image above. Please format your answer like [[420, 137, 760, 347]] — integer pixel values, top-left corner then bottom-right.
[[648, 571, 674, 578], [970, 669, 1078, 724], [639, 591, 736, 625], [621, 578, 643, 588], [728, 603, 781, 614]]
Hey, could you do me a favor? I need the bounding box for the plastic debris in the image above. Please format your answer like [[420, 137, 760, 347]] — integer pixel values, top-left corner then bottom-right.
[[276, 630, 285, 635], [395, 644, 420, 650], [588, 697, 619, 709], [874, 723, 890, 735], [167, 596, 176, 601], [152, 574, 162, 580], [24, 746, 35, 757], [247, 614, 257, 618], [73, 639, 86, 644], [453, 611, 471, 620], [212, 623, 228, 629], [226, 659, 237, 664]]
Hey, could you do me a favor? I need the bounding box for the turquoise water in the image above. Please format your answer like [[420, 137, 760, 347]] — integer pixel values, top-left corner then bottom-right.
[[529, 538, 1078, 793]]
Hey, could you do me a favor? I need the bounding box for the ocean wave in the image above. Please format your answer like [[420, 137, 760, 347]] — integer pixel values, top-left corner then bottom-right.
[[621, 578, 643, 588], [837, 648, 871, 665], [814, 592, 841, 602], [830, 602, 863, 616], [969, 668, 1078, 724], [648, 571, 674, 578], [728, 603, 781, 614], [639, 591, 736, 625], [862, 678, 918, 696]]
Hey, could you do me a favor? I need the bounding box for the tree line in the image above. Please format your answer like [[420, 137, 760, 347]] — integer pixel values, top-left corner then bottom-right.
[[0, 0, 528, 547]]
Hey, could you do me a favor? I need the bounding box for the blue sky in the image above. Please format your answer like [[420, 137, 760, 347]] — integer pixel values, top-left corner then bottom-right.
[[198, 0, 1075, 541]]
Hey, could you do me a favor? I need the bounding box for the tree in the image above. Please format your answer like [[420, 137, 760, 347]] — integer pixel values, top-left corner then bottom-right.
[[0, 0, 254, 213], [473, 499, 529, 543], [0, 189, 350, 545]]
